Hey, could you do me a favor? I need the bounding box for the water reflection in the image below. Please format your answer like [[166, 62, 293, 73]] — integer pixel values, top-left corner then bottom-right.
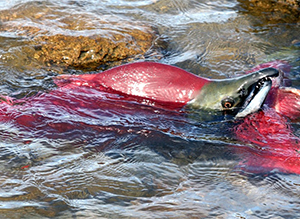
[[0, 0, 299, 218]]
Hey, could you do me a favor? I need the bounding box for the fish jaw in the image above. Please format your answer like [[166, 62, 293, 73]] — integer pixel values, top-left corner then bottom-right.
[[235, 80, 272, 118], [245, 60, 291, 85], [248, 60, 300, 120]]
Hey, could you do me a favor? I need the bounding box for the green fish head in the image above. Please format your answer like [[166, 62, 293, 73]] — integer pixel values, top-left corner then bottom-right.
[[187, 68, 280, 118]]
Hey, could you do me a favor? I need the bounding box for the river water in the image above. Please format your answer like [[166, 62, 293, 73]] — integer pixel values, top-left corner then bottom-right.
[[0, 0, 299, 218]]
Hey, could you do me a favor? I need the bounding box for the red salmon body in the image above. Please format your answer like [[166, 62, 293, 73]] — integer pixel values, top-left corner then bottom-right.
[[54, 62, 210, 109], [0, 60, 299, 174], [234, 108, 300, 174]]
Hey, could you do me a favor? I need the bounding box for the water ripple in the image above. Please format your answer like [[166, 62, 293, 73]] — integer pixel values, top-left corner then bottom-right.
[[0, 0, 299, 218]]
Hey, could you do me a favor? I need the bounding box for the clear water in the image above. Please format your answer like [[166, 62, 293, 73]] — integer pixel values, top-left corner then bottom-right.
[[0, 0, 299, 218]]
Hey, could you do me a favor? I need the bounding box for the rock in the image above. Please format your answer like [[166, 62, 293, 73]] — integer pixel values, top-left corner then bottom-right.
[[33, 31, 157, 70], [238, 0, 300, 23]]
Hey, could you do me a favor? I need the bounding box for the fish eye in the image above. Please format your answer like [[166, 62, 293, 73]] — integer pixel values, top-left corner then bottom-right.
[[221, 98, 235, 109]]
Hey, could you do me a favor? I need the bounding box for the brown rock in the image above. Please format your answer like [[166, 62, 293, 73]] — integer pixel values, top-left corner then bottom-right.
[[33, 31, 157, 70], [238, 0, 300, 23]]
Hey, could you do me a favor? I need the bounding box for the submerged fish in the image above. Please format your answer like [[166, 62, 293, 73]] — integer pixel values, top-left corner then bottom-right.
[[234, 61, 300, 174], [54, 61, 280, 117], [0, 60, 299, 174]]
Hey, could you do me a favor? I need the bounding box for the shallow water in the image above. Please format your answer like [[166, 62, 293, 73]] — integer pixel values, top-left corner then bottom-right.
[[0, 0, 300, 218]]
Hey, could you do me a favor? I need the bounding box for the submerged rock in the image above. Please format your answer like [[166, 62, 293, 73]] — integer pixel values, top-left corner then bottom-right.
[[33, 31, 157, 70], [0, 2, 165, 70], [238, 0, 300, 23]]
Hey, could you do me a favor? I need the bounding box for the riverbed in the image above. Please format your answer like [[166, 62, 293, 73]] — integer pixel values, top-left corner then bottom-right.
[[0, 0, 299, 218]]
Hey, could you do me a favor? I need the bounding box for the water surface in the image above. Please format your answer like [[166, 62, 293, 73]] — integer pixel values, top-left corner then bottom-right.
[[0, 0, 299, 218]]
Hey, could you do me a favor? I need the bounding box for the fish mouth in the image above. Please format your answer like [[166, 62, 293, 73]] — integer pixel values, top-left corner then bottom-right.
[[235, 77, 273, 118]]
